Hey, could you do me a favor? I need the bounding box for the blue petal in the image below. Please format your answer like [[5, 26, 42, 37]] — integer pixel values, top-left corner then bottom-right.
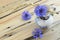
[[39, 34, 43, 38], [33, 36, 38, 39], [35, 28, 42, 33]]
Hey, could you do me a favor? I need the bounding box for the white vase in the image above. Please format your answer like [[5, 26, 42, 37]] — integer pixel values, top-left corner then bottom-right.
[[35, 15, 54, 28]]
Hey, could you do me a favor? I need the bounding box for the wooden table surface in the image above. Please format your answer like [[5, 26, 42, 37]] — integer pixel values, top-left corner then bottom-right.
[[0, 0, 60, 40]]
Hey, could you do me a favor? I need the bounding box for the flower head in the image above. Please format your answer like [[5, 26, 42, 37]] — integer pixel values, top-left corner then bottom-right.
[[34, 5, 48, 17], [22, 11, 31, 20], [32, 28, 43, 39]]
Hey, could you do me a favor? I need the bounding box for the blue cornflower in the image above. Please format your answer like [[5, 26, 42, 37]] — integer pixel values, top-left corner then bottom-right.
[[32, 28, 43, 39], [22, 11, 31, 20], [34, 5, 48, 17]]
